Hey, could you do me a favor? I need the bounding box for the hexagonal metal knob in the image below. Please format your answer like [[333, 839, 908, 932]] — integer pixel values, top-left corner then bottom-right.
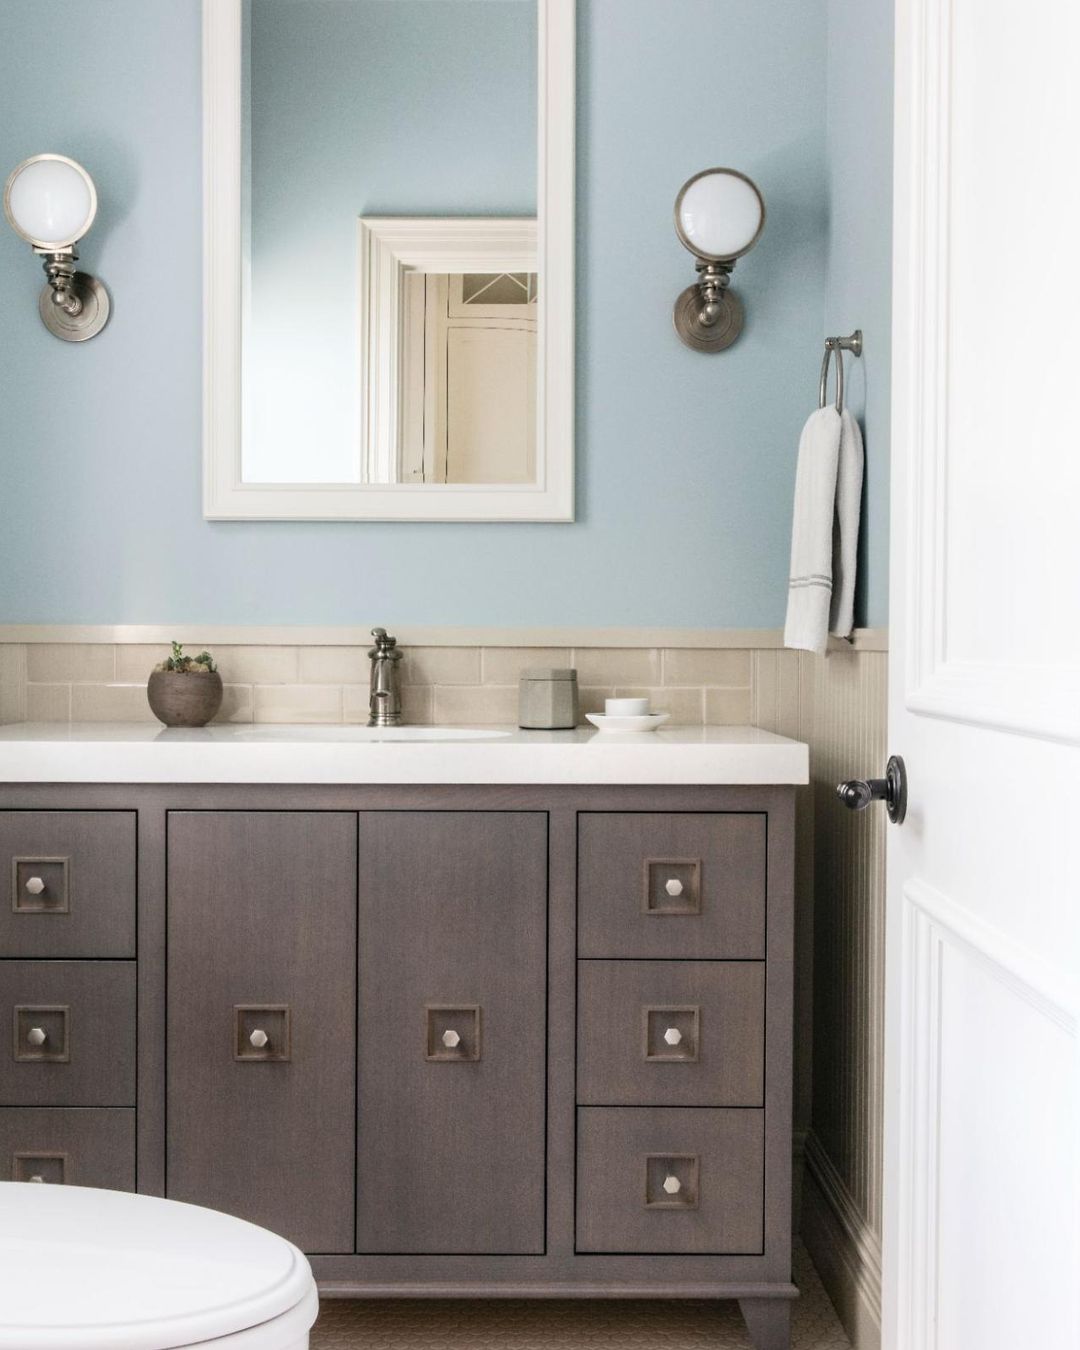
[[663, 1026, 683, 1047], [442, 1028, 461, 1049], [248, 1028, 269, 1049], [662, 1174, 682, 1196], [24, 876, 46, 896], [664, 878, 684, 898], [26, 1026, 47, 1048]]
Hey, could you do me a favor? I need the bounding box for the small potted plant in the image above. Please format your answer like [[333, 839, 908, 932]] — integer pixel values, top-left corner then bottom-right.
[[147, 642, 223, 727]]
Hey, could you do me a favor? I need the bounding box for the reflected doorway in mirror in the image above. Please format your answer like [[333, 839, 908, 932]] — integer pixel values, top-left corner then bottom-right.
[[362, 217, 538, 487]]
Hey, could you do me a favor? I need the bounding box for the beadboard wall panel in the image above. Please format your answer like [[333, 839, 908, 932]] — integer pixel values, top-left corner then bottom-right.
[[801, 644, 888, 1350]]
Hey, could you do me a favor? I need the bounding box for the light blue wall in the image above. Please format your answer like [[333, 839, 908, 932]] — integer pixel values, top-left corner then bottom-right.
[[245, 1, 537, 480], [0, 0, 862, 628], [825, 0, 893, 626]]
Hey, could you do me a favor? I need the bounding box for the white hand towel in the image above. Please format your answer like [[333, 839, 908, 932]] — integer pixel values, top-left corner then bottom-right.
[[783, 406, 842, 654], [828, 407, 864, 641]]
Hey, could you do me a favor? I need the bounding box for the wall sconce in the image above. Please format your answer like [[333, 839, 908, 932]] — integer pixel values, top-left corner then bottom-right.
[[3, 153, 110, 341], [672, 167, 765, 352]]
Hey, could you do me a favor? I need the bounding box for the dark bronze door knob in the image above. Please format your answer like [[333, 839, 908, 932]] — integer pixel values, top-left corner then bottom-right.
[[837, 754, 907, 824]]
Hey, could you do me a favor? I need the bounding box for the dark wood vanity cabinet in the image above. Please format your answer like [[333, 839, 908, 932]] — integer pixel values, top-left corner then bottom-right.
[[0, 784, 795, 1350]]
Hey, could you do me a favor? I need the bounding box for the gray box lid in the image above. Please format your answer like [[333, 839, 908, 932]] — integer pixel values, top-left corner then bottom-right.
[[520, 667, 577, 681]]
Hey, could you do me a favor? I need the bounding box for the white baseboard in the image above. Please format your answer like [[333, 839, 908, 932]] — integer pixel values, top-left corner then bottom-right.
[[801, 1131, 882, 1350]]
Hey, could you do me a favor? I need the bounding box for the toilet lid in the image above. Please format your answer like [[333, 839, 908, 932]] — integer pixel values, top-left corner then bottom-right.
[[0, 1184, 316, 1350]]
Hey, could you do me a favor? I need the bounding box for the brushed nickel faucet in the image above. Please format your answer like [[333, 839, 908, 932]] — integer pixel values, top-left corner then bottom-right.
[[367, 628, 404, 726]]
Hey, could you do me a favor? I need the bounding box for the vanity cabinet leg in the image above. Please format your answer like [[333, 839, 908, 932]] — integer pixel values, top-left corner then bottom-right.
[[738, 1297, 791, 1350]]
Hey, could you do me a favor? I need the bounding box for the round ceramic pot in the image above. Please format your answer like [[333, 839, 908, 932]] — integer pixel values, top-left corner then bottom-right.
[[147, 670, 224, 728]]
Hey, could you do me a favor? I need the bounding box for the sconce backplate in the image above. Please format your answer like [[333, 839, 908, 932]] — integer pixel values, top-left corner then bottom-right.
[[38, 272, 110, 342], [673, 285, 743, 353]]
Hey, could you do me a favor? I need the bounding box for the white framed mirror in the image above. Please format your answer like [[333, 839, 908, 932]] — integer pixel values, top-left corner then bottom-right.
[[203, 0, 574, 522]]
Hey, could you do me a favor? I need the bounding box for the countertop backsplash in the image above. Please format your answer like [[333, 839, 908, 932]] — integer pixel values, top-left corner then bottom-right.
[[0, 633, 884, 729]]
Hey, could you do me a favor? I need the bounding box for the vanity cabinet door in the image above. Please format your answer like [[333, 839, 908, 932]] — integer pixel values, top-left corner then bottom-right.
[[356, 812, 547, 1254], [166, 811, 357, 1254]]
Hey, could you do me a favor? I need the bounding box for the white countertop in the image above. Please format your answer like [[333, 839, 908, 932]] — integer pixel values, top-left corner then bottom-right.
[[0, 722, 809, 786]]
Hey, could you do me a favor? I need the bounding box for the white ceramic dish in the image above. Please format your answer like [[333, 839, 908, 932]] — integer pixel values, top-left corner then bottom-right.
[[585, 712, 671, 734]]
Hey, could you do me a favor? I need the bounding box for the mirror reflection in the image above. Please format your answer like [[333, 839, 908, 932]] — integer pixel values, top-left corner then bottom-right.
[[240, 0, 538, 488], [396, 268, 537, 485]]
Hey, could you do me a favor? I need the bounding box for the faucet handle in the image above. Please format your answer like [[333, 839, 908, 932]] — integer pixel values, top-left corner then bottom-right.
[[370, 627, 397, 650]]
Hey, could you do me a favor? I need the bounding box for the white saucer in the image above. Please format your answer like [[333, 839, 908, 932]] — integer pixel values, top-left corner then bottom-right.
[[585, 712, 670, 733]]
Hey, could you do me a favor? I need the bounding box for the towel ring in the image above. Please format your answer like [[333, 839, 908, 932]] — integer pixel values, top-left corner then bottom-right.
[[818, 330, 863, 414]]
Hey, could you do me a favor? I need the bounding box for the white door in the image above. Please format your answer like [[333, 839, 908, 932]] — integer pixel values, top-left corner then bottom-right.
[[884, 2, 1080, 1348], [445, 325, 537, 484]]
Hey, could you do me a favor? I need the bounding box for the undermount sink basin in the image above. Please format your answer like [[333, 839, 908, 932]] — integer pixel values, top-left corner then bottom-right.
[[228, 725, 513, 743]]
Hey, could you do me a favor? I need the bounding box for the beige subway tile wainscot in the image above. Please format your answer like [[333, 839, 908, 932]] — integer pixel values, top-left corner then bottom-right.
[[571, 647, 661, 686], [481, 647, 571, 684], [298, 646, 367, 685], [214, 646, 301, 685], [662, 648, 752, 687], [434, 684, 518, 726], [71, 683, 156, 722], [26, 683, 71, 723], [400, 647, 481, 687], [705, 686, 754, 724], [27, 644, 115, 684], [253, 684, 343, 724]]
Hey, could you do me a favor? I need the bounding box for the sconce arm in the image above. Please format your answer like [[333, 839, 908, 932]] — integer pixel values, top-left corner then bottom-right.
[[23, 243, 109, 340], [37, 248, 84, 317], [695, 259, 734, 328], [674, 258, 744, 352]]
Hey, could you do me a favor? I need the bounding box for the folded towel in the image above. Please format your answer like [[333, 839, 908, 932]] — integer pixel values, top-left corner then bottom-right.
[[829, 408, 864, 641], [783, 406, 842, 654]]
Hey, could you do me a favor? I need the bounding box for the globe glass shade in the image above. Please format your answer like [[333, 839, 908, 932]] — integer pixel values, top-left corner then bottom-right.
[[675, 169, 765, 262], [4, 154, 97, 250]]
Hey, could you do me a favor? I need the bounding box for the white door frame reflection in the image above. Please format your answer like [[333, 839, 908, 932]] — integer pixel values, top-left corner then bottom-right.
[[358, 217, 537, 488]]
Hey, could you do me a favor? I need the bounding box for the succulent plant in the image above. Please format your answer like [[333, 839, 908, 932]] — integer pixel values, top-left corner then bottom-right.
[[154, 641, 217, 675]]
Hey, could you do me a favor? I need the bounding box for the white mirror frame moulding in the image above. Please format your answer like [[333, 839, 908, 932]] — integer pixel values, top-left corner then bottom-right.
[[202, 0, 575, 522]]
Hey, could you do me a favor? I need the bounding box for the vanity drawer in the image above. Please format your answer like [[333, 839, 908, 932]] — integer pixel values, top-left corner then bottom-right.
[[0, 811, 136, 958], [576, 1107, 764, 1254], [0, 961, 136, 1107], [0, 1107, 135, 1189], [577, 813, 766, 959], [577, 960, 764, 1106]]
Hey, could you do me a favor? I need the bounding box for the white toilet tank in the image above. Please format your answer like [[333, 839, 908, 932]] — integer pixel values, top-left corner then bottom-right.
[[0, 1183, 319, 1350]]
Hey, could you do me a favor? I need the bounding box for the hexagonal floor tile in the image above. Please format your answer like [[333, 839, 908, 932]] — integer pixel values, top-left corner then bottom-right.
[[311, 1241, 852, 1349]]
